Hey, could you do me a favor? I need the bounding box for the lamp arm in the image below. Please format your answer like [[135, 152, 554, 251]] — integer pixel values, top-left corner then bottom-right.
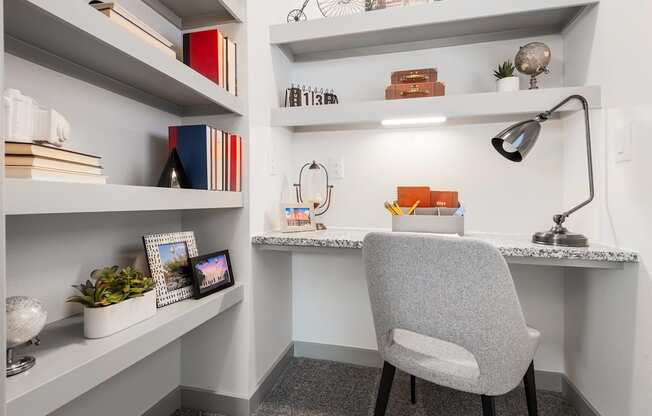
[[540, 94, 595, 224]]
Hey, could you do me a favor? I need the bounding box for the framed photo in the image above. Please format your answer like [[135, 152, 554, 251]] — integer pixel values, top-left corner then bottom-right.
[[280, 203, 316, 233], [189, 250, 235, 299], [143, 231, 199, 307]]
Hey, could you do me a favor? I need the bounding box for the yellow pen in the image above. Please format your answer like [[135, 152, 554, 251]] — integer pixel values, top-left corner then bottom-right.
[[407, 200, 420, 215], [384, 202, 398, 216], [392, 202, 404, 216]]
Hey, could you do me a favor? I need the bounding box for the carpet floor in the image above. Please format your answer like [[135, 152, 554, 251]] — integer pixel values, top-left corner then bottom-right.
[[177, 358, 578, 416]]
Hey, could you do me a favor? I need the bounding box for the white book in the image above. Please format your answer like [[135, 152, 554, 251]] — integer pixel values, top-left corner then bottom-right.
[[205, 126, 212, 191], [7, 166, 107, 184], [215, 131, 224, 191], [227, 39, 237, 95]]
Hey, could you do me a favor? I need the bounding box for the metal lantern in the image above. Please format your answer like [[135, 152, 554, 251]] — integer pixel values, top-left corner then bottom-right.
[[294, 160, 334, 230]]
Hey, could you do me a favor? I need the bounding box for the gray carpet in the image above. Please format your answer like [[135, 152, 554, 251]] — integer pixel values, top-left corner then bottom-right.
[[178, 358, 578, 416]]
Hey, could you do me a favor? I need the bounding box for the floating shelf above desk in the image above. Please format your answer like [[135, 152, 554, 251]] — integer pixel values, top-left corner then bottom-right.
[[5, 284, 244, 416], [144, 0, 245, 29], [271, 86, 601, 130], [4, 180, 243, 215], [5, 0, 245, 116], [270, 0, 598, 61]]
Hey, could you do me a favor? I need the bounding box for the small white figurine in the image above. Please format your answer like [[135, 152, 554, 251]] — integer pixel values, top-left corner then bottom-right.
[[2, 88, 70, 147]]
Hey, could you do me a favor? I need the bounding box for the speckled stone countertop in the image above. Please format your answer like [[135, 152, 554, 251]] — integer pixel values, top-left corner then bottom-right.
[[252, 228, 639, 263]]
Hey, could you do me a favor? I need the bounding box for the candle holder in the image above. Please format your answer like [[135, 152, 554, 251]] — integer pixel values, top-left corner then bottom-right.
[[294, 160, 334, 230]]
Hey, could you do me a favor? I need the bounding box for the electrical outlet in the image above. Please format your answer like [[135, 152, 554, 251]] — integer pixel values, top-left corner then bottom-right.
[[268, 149, 279, 176], [328, 157, 344, 179]]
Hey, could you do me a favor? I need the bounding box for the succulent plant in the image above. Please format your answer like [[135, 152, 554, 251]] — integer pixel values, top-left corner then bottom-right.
[[67, 266, 154, 308], [494, 60, 516, 79]]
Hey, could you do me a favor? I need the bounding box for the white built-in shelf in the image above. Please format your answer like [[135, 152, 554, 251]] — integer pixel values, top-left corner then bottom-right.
[[271, 86, 602, 130], [6, 284, 244, 416], [5, 0, 245, 116], [270, 0, 598, 61], [144, 0, 245, 29], [4, 179, 243, 215]]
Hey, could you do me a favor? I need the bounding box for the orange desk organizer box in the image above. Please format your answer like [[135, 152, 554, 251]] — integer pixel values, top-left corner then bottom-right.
[[397, 187, 459, 208]]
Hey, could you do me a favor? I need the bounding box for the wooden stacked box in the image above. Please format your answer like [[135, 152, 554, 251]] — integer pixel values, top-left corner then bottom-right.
[[385, 68, 445, 100]]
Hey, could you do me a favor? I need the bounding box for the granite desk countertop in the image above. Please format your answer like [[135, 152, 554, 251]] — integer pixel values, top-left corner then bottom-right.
[[252, 228, 639, 264]]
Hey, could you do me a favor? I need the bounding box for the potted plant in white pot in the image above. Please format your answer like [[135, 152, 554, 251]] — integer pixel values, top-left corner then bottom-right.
[[494, 60, 520, 92], [67, 266, 156, 339]]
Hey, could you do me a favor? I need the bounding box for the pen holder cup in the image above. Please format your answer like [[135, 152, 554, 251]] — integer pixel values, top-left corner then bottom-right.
[[392, 208, 464, 236]]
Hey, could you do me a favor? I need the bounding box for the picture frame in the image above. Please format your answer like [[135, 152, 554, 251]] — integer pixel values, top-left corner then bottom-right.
[[143, 231, 199, 307], [189, 250, 235, 299], [280, 203, 316, 233]]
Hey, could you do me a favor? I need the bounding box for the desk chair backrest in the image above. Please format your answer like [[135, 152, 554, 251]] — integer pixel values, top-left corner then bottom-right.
[[363, 232, 534, 394]]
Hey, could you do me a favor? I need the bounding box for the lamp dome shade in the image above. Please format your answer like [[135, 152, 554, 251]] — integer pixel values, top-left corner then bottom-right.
[[491, 119, 542, 162]]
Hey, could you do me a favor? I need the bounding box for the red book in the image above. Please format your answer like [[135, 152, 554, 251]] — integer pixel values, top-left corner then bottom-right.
[[183, 29, 220, 85], [229, 134, 237, 191]]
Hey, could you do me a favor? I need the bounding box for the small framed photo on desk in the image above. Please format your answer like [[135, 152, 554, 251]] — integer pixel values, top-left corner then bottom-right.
[[280, 203, 316, 233]]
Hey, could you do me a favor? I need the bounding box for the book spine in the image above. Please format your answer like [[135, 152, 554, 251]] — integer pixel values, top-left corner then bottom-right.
[[230, 134, 237, 192], [185, 30, 219, 84], [175, 125, 209, 190], [237, 135, 242, 192], [223, 131, 228, 191], [206, 126, 212, 191], [215, 131, 223, 191], [168, 126, 178, 150]]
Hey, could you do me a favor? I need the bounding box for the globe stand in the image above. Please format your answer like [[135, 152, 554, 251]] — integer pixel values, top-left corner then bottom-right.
[[6, 341, 38, 377], [528, 74, 540, 90]]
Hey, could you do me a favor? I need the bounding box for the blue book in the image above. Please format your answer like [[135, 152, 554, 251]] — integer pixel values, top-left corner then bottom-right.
[[169, 125, 212, 190]]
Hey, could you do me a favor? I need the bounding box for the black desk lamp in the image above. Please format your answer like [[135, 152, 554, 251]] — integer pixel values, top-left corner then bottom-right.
[[491, 95, 594, 247]]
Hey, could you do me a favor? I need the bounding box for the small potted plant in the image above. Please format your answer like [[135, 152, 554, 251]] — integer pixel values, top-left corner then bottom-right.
[[67, 266, 156, 339], [494, 60, 520, 92]]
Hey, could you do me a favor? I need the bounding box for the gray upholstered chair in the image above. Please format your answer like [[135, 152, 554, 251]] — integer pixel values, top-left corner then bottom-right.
[[363, 232, 540, 416]]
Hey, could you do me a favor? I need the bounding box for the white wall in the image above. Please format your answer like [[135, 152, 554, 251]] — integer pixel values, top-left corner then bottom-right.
[[561, 2, 652, 415], [282, 33, 570, 373]]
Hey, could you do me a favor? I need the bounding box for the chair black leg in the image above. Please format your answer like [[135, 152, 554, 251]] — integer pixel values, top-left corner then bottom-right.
[[523, 361, 539, 416], [481, 395, 496, 416], [374, 361, 396, 416], [410, 374, 416, 404]]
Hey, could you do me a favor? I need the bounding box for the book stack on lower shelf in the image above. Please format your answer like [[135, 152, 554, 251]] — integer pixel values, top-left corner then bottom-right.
[[5, 142, 106, 184], [169, 125, 242, 192]]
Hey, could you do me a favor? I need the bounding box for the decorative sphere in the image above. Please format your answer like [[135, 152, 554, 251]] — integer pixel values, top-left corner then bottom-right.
[[515, 42, 552, 76], [6, 296, 47, 348]]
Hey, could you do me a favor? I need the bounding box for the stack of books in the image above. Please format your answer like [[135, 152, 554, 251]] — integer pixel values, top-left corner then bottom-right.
[[169, 125, 242, 192], [5, 141, 106, 184], [183, 29, 237, 96]]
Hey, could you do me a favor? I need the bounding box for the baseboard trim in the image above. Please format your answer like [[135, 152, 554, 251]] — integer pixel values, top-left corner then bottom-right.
[[249, 343, 294, 412], [180, 387, 249, 416], [179, 343, 294, 416], [562, 375, 602, 416], [294, 340, 383, 368], [142, 386, 181, 416], [295, 340, 565, 392]]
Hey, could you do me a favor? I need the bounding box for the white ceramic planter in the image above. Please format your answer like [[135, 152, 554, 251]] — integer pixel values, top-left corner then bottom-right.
[[83, 290, 156, 339], [496, 76, 520, 92]]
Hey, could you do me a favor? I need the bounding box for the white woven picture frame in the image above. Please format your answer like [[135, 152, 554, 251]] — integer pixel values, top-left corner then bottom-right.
[[143, 231, 199, 307]]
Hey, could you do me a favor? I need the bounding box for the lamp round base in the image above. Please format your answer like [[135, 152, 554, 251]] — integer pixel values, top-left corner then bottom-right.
[[6, 355, 35, 377], [532, 229, 589, 247]]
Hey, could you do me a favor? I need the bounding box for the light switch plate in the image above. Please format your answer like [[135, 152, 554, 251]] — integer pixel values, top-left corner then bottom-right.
[[616, 122, 634, 163], [328, 157, 344, 179]]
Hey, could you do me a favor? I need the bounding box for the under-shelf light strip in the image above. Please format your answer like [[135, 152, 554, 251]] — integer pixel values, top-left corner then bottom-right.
[[381, 116, 447, 126]]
